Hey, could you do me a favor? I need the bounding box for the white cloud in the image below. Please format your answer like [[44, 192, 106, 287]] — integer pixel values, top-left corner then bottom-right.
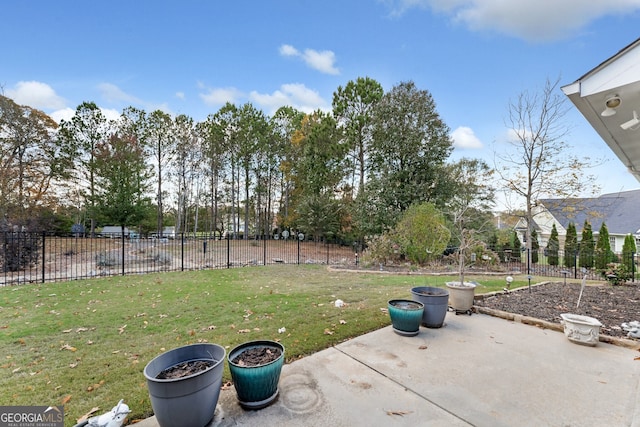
[[279, 44, 340, 75], [383, 0, 640, 42], [279, 44, 299, 56], [49, 106, 121, 125], [97, 83, 171, 114], [175, 92, 185, 100], [6, 81, 66, 110], [101, 108, 123, 122], [98, 82, 143, 105], [49, 108, 76, 124], [250, 83, 329, 115], [199, 87, 243, 106], [451, 126, 483, 149]]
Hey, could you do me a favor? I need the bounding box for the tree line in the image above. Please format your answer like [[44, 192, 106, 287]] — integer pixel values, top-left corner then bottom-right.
[[1, 77, 499, 248]]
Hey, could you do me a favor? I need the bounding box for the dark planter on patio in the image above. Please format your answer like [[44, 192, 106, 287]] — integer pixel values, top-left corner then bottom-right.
[[388, 299, 424, 336], [411, 286, 449, 328], [228, 340, 285, 409], [144, 343, 225, 427]]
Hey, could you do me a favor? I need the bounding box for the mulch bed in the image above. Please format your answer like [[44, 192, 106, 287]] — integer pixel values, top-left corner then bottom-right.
[[475, 281, 640, 339]]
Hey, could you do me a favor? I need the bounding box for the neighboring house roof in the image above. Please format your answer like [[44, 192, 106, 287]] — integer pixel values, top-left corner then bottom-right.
[[539, 189, 640, 235], [101, 226, 130, 234]]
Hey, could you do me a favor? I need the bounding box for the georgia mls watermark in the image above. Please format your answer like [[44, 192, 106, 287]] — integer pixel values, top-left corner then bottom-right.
[[0, 406, 64, 427]]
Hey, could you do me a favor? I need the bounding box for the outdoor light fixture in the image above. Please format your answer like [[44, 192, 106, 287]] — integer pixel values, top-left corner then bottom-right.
[[601, 95, 621, 116], [620, 110, 640, 131]]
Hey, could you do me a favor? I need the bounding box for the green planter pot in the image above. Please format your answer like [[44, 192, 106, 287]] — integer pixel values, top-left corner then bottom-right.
[[388, 299, 424, 336], [144, 343, 226, 427], [411, 286, 449, 328], [228, 340, 285, 409]]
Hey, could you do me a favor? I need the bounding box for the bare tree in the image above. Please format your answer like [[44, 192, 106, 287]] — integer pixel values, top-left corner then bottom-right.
[[495, 77, 598, 269]]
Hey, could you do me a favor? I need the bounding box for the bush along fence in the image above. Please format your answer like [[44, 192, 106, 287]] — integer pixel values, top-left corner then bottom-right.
[[489, 247, 636, 284], [0, 232, 636, 285]]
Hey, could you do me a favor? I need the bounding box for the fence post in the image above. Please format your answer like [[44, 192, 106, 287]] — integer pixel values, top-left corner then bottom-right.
[[326, 239, 329, 265], [226, 233, 230, 268], [297, 237, 300, 265], [41, 231, 46, 283], [121, 229, 125, 276], [263, 235, 267, 266], [181, 233, 185, 272]]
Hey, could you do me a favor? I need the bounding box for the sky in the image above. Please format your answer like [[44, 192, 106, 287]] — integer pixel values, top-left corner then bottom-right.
[[2, 0, 640, 210]]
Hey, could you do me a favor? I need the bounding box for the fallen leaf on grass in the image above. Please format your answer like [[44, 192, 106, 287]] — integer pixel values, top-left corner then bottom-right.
[[386, 409, 413, 416], [60, 344, 77, 352], [238, 329, 251, 334], [118, 324, 127, 334], [339, 320, 347, 324], [61, 395, 71, 405], [380, 308, 388, 314], [324, 329, 334, 335], [76, 407, 99, 424]]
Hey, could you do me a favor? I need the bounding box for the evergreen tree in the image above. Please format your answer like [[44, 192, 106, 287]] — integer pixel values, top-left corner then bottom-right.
[[512, 231, 522, 261], [487, 232, 498, 251], [595, 222, 612, 269], [547, 223, 559, 266], [579, 221, 594, 269], [622, 234, 637, 271], [531, 228, 539, 264], [564, 222, 578, 268]]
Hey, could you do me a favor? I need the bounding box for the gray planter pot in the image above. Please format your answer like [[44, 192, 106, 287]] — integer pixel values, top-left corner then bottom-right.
[[410, 286, 449, 328], [144, 343, 226, 427]]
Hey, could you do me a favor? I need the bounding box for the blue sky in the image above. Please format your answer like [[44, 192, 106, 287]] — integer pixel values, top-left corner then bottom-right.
[[2, 0, 640, 209]]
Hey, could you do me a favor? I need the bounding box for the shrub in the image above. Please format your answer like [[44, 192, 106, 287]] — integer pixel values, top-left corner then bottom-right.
[[393, 203, 450, 265], [601, 262, 631, 285], [362, 232, 399, 266], [95, 251, 120, 267], [0, 232, 41, 272]]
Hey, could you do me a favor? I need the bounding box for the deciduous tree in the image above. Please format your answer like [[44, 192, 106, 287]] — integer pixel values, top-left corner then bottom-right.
[[496, 78, 598, 270]]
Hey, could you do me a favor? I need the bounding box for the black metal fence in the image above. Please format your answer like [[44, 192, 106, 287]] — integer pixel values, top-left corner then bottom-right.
[[0, 232, 360, 285], [0, 232, 636, 285]]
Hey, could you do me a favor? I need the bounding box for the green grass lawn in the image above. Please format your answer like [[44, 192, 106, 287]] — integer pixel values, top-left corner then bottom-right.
[[0, 265, 540, 425]]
